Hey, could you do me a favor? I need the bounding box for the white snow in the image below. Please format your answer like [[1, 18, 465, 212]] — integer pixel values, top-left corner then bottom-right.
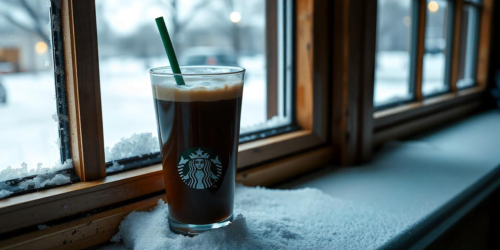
[[0, 160, 73, 199], [105, 133, 160, 162], [240, 116, 290, 134], [110, 186, 403, 250], [107, 162, 125, 173], [18, 173, 71, 190], [0, 190, 13, 199], [0, 160, 72, 182]]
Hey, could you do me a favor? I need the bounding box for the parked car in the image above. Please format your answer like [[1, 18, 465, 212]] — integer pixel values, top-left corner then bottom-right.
[[0, 81, 6, 104], [180, 47, 239, 67]]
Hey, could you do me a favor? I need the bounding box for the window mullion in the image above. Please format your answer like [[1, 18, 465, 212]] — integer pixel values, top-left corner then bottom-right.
[[62, 0, 106, 181], [414, 0, 427, 102], [476, 0, 493, 88], [450, 0, 464, 93]]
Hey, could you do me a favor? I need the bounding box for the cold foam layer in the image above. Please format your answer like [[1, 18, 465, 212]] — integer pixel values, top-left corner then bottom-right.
[[152, 80, 243, 102]]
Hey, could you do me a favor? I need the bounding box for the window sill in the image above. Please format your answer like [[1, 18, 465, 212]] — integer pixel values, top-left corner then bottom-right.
[[281, 110, 500, 249], [0, 130, 331, 245], [374, 86, 485, 130]]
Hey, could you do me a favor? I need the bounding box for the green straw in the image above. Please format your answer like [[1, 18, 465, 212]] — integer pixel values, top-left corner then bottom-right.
[[155, 16, 185, 85]]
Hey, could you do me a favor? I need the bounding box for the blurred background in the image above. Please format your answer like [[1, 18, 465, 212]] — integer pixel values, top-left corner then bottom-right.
[[0, 0, 269, 171], [0, 0, 474, 171]]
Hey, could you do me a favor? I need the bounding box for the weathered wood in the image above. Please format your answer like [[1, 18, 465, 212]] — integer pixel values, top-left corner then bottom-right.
[[0, 195, 164, 250], [0, 165, 163, 235], [62, 0, 106, 181], [331, 0, 374, 165]]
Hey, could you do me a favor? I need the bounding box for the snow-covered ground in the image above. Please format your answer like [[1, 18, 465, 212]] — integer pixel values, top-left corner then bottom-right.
[[98, 55, 269, 150], [1, 52, 448, 172], [0, 72, 61, 172], [0, 55, 270, 172]]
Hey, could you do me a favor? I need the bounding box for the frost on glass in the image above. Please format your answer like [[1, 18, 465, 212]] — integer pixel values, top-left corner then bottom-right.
[[0, 0, 73, 198], [95, 0, 284, 164], [374, 0, 413, 106]]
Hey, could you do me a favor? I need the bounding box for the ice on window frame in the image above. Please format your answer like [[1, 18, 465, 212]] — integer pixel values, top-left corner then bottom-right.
[[0, 160, 73, 199]]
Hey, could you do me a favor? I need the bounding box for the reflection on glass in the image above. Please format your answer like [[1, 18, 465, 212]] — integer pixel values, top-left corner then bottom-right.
[[95, 0, 277, 163], [374, 0, 413, 107], [422, 0, 450, 96], [457, 4, 479, 89], [0, 1, 62, 171]]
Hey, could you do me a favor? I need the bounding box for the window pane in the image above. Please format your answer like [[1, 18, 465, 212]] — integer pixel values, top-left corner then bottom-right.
[[422, 0, 451, 96], [374, 0, 413, 107], [0, 0, 74, 198], [96, 0, 291, 169], [457, 5, 479, 89]]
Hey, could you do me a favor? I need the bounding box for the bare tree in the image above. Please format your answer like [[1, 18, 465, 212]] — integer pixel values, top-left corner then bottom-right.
[[0, 0, 51, 42], [156, 0, 211, 47]]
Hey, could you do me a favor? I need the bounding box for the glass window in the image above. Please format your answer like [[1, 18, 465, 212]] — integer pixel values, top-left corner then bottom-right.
[[0, 0, 75, 199], [422, 0, 451, 96], [457, 4, 480, 89], [95, 0, 292, 171], [374, 0, 414, 107]]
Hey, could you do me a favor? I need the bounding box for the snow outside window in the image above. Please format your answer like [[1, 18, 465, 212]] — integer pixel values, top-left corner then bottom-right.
[[0, 0, 75, 199], [95, 0, 292, 172], [374, 0, 414, 107], [422, 0, 452, 96]]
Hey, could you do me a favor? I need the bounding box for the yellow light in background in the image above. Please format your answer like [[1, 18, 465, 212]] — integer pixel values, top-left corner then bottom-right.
[[403, 16, 411, 27], [428, 1, 439, 13], [35, 41, 48, 55], [229, 11, 241, 23]]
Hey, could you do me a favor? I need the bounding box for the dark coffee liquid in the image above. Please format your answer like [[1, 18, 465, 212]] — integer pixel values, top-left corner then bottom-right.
[[153, 96, 242, 224]]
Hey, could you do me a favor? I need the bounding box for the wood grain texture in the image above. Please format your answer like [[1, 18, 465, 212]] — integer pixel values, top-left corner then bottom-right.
[[476, 0, 493, 87], [0, 165, 163, 235], [63, 0, 106, 181], [450, 0, 464, 93], [0, 195, 164, 250], [296, 0, 314, 131], [331, 0, 374, 165]]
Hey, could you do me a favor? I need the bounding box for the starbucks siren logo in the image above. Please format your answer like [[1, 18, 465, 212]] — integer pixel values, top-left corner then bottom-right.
[[178, 148, 223, 189]]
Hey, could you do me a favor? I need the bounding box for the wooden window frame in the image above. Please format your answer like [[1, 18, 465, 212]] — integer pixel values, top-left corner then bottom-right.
[[1, 0, 495, 248], [0, 0, 333, 247], [372, 0, 494, 146]]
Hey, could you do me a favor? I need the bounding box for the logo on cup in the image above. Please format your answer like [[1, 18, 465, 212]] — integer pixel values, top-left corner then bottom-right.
[[178, 148, 223, 189]]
